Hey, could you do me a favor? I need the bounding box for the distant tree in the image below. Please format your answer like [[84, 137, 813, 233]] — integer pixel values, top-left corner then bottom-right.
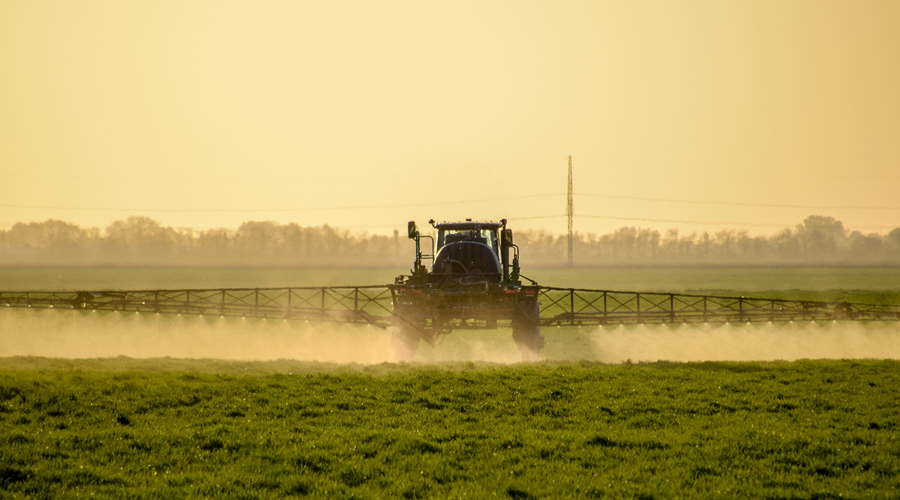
[[281, 223, 306, 256], [517, 230, 564, 264], [767, 229, 795, 261], [884, 229, 900, 263], [6, 219, 90, 249], [104, 216, 182, 261], [794, 215, 845, 259], [848, 231, 883, 261], [659, 229, 681, 261], [596, 227, 660, 262], [712, 230, 738, 259], [696, 232, 711, 259], [2, 220, 99, 264], [2, 214, 899, 266], [233, 221, 283, 254], [305, 224, 348, 257]]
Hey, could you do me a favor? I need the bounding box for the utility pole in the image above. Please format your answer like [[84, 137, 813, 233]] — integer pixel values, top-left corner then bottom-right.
[[567, 155, 574, 267]]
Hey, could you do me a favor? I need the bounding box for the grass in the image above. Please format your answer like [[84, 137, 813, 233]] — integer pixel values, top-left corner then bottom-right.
[[2, 358, 899, 499]]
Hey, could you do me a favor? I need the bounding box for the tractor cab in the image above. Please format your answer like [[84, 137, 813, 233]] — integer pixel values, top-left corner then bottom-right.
[[432, 221, 503, 282], [401, 219, 520, 286], [436, 222, 501, 256]]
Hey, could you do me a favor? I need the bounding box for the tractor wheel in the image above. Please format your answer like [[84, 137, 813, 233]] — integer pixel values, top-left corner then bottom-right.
[[512, 300, 544, 362], [833, 302, 856, 320], [391, 311, 423, 362]]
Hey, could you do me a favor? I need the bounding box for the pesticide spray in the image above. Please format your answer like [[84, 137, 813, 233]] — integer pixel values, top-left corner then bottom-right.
[[3, 307, 898, 363]]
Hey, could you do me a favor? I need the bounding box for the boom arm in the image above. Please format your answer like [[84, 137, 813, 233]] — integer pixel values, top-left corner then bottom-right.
[[4, 287, 898, 327]]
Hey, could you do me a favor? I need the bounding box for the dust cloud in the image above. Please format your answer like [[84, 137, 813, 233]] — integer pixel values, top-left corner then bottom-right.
[[584, 321, 900, 363], [3, 308, 900, 364], [414, 330, 523, 364], [0, 308, 395, 364], [0, 308, 528, 364]]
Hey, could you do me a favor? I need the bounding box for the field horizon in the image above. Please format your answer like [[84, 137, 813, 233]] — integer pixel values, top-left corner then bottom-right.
[[4, 264, 900, 289]]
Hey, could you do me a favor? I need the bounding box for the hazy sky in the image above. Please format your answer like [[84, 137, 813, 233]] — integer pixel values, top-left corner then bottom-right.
[[2, 1, 898, 237]]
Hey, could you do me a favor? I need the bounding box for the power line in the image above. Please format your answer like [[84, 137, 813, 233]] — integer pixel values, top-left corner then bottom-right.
[[5, 158, 567, 183], [8, 190, 895, 213], [574, 156, 900, 180], [526, 213, 791, 228], [515, 215, 567, 220], [576, 192, 900, 211], [0, 194, 565, 214], [576, 214, 897, 231], [578, 214, 791, 227], [4, 171, 418, 183], [2, 209, 893, 231]]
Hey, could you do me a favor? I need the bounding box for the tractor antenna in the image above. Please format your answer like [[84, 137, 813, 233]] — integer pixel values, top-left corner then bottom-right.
[[567, 155, 574, 267]]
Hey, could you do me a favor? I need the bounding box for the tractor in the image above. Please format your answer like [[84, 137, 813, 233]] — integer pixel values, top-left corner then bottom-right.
[[389, 219, 543, 361]]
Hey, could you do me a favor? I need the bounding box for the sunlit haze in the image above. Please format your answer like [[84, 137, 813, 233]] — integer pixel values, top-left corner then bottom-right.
[[2, 1, 898, 237]]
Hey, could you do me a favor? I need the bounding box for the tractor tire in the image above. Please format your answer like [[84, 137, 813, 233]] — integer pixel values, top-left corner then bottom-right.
[[391, 309, 424, 362], [833, 302, 856, 320], [512, 300, 543, 362]]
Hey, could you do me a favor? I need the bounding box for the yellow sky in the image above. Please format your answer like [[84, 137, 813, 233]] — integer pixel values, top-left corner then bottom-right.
[[1, 1, 898, 237]]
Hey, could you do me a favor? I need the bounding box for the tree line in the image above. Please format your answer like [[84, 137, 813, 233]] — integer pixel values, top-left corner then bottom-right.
[[1, 215, 898, 267]]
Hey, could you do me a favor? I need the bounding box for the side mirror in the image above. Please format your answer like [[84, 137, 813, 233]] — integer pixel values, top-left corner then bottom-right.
[[407, 221, 418, 239], [501, 229, 513, 246]]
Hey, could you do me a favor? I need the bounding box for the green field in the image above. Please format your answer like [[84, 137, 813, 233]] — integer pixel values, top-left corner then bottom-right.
[[2, 358, 899, 499]]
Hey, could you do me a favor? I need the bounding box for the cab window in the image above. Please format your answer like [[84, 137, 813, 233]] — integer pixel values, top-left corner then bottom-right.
[[438, 228, 499, 254]]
